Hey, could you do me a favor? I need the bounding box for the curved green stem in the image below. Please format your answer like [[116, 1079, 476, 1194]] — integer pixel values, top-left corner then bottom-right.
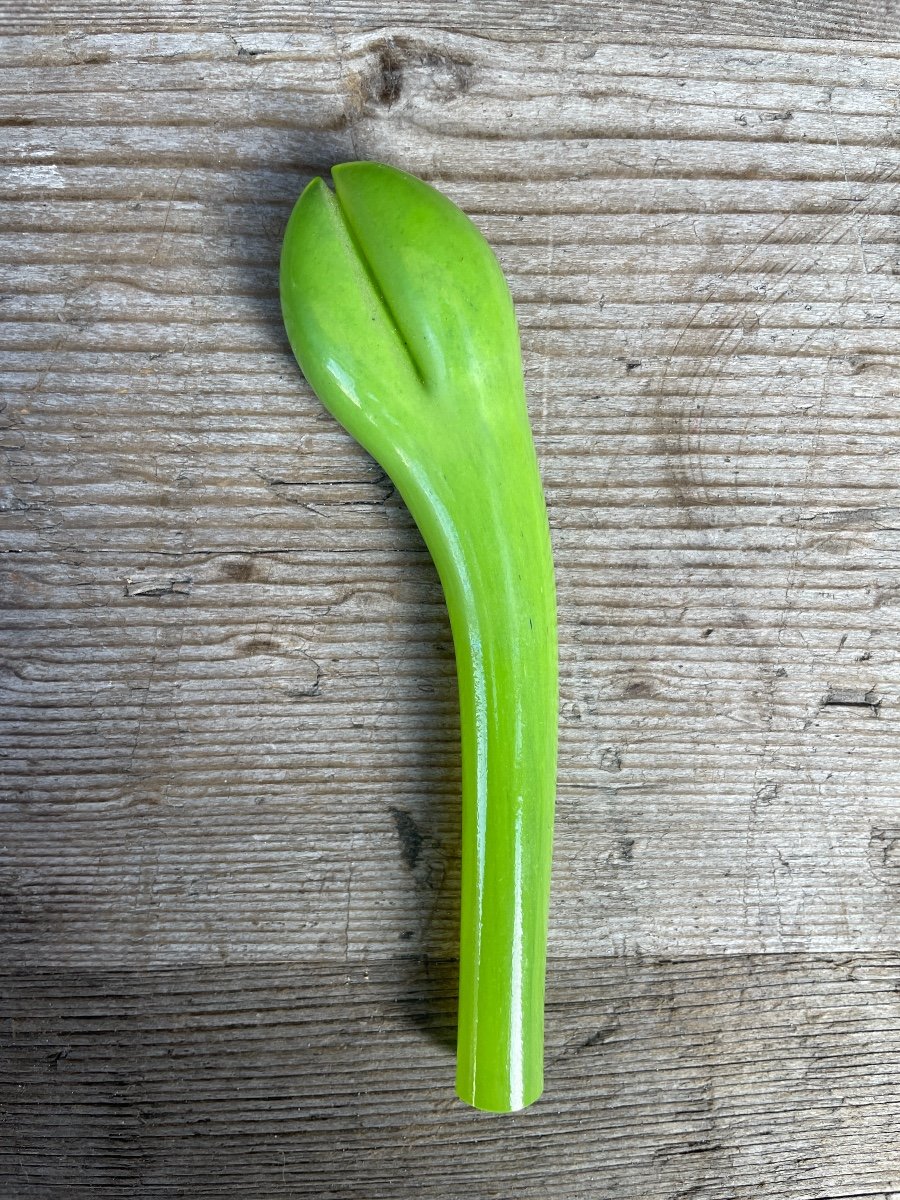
[[280, 162, 557, 1112]]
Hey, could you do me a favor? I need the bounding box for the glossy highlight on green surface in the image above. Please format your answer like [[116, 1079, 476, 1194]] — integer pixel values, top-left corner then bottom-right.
[[279, 162, 558, 1113]]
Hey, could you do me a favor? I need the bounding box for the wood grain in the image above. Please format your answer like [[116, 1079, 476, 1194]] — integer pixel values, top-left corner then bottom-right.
[[2, 3, 900, 1195], [5, 0, 900, 40], [4, 955, 900, 1199]]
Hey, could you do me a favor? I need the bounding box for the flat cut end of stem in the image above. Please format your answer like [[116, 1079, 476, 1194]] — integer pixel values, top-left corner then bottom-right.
[[456, 1069, 544, 1114]]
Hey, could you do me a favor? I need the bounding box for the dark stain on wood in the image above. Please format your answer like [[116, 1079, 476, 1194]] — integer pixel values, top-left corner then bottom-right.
[[241, 637, 282, 656], [219, 557, 257, 583], [368, 36, 474, 108], [821, 687, 882, 717], [390, 806, 424, 871]]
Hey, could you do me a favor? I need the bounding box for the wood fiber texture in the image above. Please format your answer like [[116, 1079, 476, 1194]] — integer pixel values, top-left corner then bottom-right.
[[1, 2, 899, 1196]]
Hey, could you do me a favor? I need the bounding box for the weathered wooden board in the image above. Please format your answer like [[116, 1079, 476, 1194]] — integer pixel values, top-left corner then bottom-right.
[[3, 22, 900, 966], [4, 955, 900, 1199], [5, 0, 900, 40], [2, 2, 900, 1195]]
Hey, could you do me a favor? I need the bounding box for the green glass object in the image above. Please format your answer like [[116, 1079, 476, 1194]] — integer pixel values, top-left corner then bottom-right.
[[279, 162, 557, 1112]]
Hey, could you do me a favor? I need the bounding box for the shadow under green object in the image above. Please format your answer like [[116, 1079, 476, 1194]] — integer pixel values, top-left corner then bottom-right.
[[279, 161, 558, 1113]]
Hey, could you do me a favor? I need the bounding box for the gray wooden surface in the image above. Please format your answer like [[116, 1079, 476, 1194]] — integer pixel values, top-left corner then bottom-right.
[[2, 2, 900, 1196]]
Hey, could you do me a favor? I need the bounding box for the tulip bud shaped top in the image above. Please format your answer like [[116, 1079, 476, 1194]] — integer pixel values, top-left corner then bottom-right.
[[280, 162, 557, 1112]]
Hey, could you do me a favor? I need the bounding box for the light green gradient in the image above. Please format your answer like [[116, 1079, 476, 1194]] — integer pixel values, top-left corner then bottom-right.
[[279, 162, 557, 1112]]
